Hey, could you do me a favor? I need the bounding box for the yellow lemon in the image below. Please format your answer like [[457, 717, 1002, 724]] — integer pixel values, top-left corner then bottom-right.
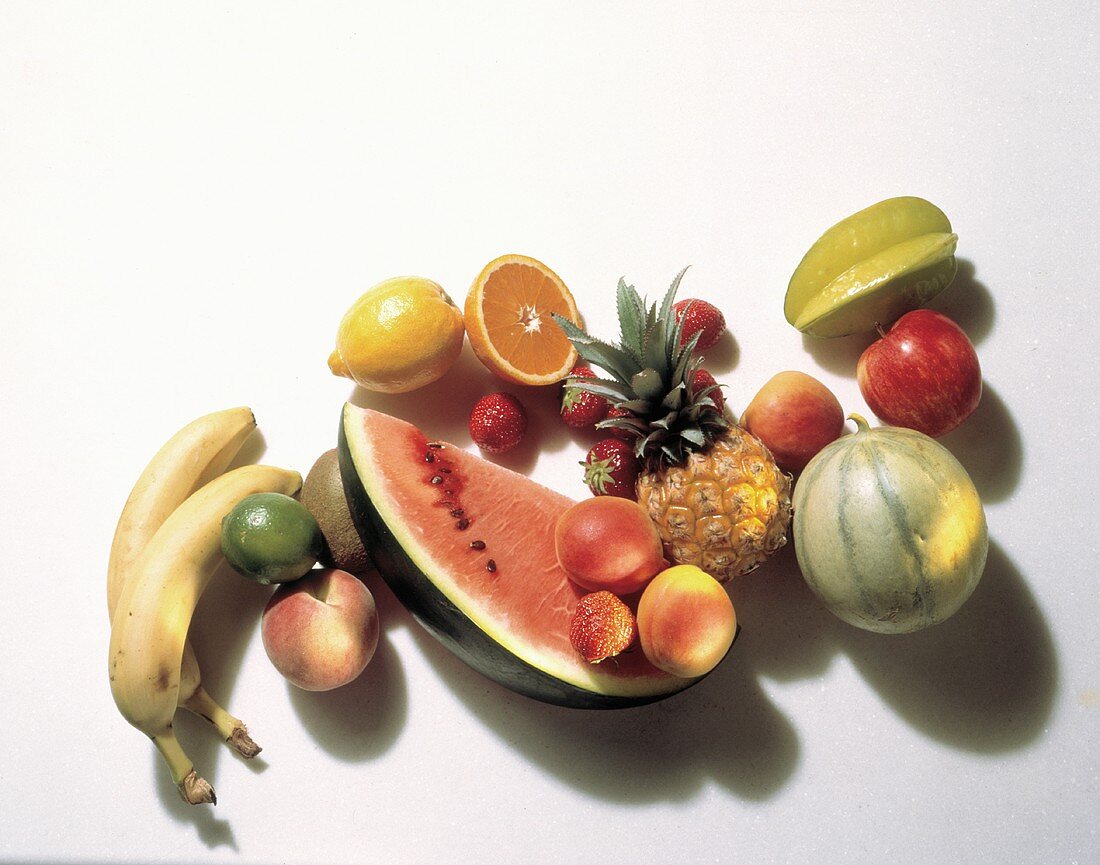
[[328, 276, 465, 393]]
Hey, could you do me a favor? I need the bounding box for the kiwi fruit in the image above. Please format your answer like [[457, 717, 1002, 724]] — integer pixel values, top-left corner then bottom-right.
[[299, 449, 372, 575]]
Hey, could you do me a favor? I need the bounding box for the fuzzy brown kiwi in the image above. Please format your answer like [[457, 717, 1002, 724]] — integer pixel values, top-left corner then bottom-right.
[[300, 449, 373, 575]]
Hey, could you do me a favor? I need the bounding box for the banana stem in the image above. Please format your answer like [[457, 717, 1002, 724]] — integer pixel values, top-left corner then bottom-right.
[[182, 687, 262, 758], [152, 730, 216, 805]]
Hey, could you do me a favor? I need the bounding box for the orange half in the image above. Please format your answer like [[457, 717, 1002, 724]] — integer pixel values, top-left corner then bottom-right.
[[464, 254, 581, 386]]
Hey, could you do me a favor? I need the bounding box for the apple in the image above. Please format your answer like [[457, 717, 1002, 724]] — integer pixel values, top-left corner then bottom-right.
[[857, 309, 981, 438], [740, 370, 846, 473], [261, 568, 380, 691]]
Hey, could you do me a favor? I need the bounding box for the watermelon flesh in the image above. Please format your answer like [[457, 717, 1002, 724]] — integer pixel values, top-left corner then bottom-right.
[[339, 404, 699, 708]]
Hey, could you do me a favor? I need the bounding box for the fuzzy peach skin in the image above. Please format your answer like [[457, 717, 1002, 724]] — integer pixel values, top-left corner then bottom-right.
[[637, 565, 736, 678], [740, 370, 845, 473], [261, 568, 379, 691], [554, 497, 666, 594]]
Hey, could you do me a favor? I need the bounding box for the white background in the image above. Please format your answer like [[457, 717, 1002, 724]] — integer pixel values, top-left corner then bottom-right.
[[2, 3, 1098, 864]]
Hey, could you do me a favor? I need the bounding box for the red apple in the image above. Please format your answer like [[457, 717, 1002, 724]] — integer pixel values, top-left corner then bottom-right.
[[857, 309, 981, 438], [261, 568, 380, 691], [740, 370, 846, 473]]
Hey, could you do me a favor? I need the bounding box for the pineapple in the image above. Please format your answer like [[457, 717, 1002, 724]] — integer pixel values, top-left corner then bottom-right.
[[553, 269, 791, 581]]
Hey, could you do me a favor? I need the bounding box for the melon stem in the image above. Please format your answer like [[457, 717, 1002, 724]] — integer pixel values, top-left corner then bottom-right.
[[848, 413, 871, 434]]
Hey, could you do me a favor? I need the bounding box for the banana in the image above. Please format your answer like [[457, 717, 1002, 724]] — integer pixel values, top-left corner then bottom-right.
[[109, 464, 302, 804], [107, 407, 263, 756]]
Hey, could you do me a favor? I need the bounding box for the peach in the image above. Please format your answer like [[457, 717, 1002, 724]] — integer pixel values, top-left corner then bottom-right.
[[554, 497, 666, 594], [740, 370, 845, 473], [261, 568, 379, 691], [637, 565, 736, 678]]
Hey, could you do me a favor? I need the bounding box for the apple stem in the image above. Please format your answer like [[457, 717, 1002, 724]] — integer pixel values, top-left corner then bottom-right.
[[874, 322, 887, 339]]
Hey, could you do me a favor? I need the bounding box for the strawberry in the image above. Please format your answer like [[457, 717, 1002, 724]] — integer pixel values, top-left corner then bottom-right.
[[582, 438, 639, 499], [690, 368, 725, 412], [569, 591, 637, 663], [561, 365, 609, 428], [469, 392, 527, 453], [673, 298, 726, 352]]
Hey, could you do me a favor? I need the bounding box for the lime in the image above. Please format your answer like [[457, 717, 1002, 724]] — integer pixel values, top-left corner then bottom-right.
[[221, 493, 323, 584], [785, 196, 958, 338]]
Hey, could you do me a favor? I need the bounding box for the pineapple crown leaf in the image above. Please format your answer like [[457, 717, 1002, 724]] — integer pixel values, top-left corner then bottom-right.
[[565, 375, 635, 403], [629, 368, 665, 402], [680, 425, 706, 447], [551, 314, 641, 383], [661, 383, 685, 412], [596, 415, 647, 436], [616, 278, 646, 362], [555, 266, 733, 470]]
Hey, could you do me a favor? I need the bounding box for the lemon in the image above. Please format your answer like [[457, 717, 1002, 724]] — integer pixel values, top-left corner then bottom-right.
[[328, 276, 465, 393], [785, 196, 958, 338]]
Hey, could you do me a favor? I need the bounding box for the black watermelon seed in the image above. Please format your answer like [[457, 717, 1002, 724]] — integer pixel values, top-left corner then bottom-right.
[[486, 559, 497, 573], [456, 518, 470, 531], [469, 540, 486, 550]]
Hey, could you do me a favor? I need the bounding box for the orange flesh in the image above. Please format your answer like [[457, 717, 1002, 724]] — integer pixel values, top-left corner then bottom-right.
[[359, 410, 674, 688], [480, 263, 577, 376]]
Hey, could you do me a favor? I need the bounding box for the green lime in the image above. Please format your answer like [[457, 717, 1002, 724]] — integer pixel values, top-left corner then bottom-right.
[[785, 196, 958, 338], [221, 492, 323, 584]]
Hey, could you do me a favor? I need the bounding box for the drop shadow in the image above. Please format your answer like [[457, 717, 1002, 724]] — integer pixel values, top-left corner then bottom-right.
[[801, 330, 876, 378], [938, 383, 1023, 503], [798, 258, 994, 378], [400, 608, 801, 803], [931, 259, 995, 344], [842, 542, 1057, 752], [149, 736, 239, 848], [288, 575, 409, 760], [348, 344, 502, 446], [154, 560, 271, 838], [225, 428, 267, 473], [733, 540, 1056, 753], [348, 342, 576, 474], [391, 533, 1053, 804], [487, 378, 578, 473], [698, 330, 740, 376]]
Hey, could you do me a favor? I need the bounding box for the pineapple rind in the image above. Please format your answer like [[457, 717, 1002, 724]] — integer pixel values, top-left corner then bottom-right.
[[638, 429, 792, 582]]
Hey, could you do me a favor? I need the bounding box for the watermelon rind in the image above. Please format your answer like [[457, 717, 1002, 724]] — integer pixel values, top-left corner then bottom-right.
[[338, 403, 700, 709]]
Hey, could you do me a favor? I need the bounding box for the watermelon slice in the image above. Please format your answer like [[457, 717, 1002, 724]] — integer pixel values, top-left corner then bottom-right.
[[338, 404, 701, 708]]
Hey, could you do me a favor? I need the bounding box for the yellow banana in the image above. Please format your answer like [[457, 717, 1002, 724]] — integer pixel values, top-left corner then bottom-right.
[[109, 464, 302, 804], [107, 407, 263, 756]]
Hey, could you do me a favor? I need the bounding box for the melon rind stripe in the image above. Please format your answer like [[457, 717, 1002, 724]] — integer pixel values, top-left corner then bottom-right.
[[340, 404, 691, 707]]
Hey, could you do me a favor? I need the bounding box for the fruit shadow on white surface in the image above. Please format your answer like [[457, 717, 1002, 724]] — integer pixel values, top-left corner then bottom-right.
[[795, 260, 1021, 505], [153, 559, 272, 847], [392, 537, 1054, 804], [285, 568, 408, 760], [348, 343, 578, 479], [799, 258, 993, 380], [731, 540, 1056, 754], [142, 430, 274, 845]]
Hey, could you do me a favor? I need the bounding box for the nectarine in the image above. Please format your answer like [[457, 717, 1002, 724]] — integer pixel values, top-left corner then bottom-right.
[[554, 497, 665, 594], [261, 568, 379, 691], [637, 565, 736, 678], [740, 370, 845, 473]]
